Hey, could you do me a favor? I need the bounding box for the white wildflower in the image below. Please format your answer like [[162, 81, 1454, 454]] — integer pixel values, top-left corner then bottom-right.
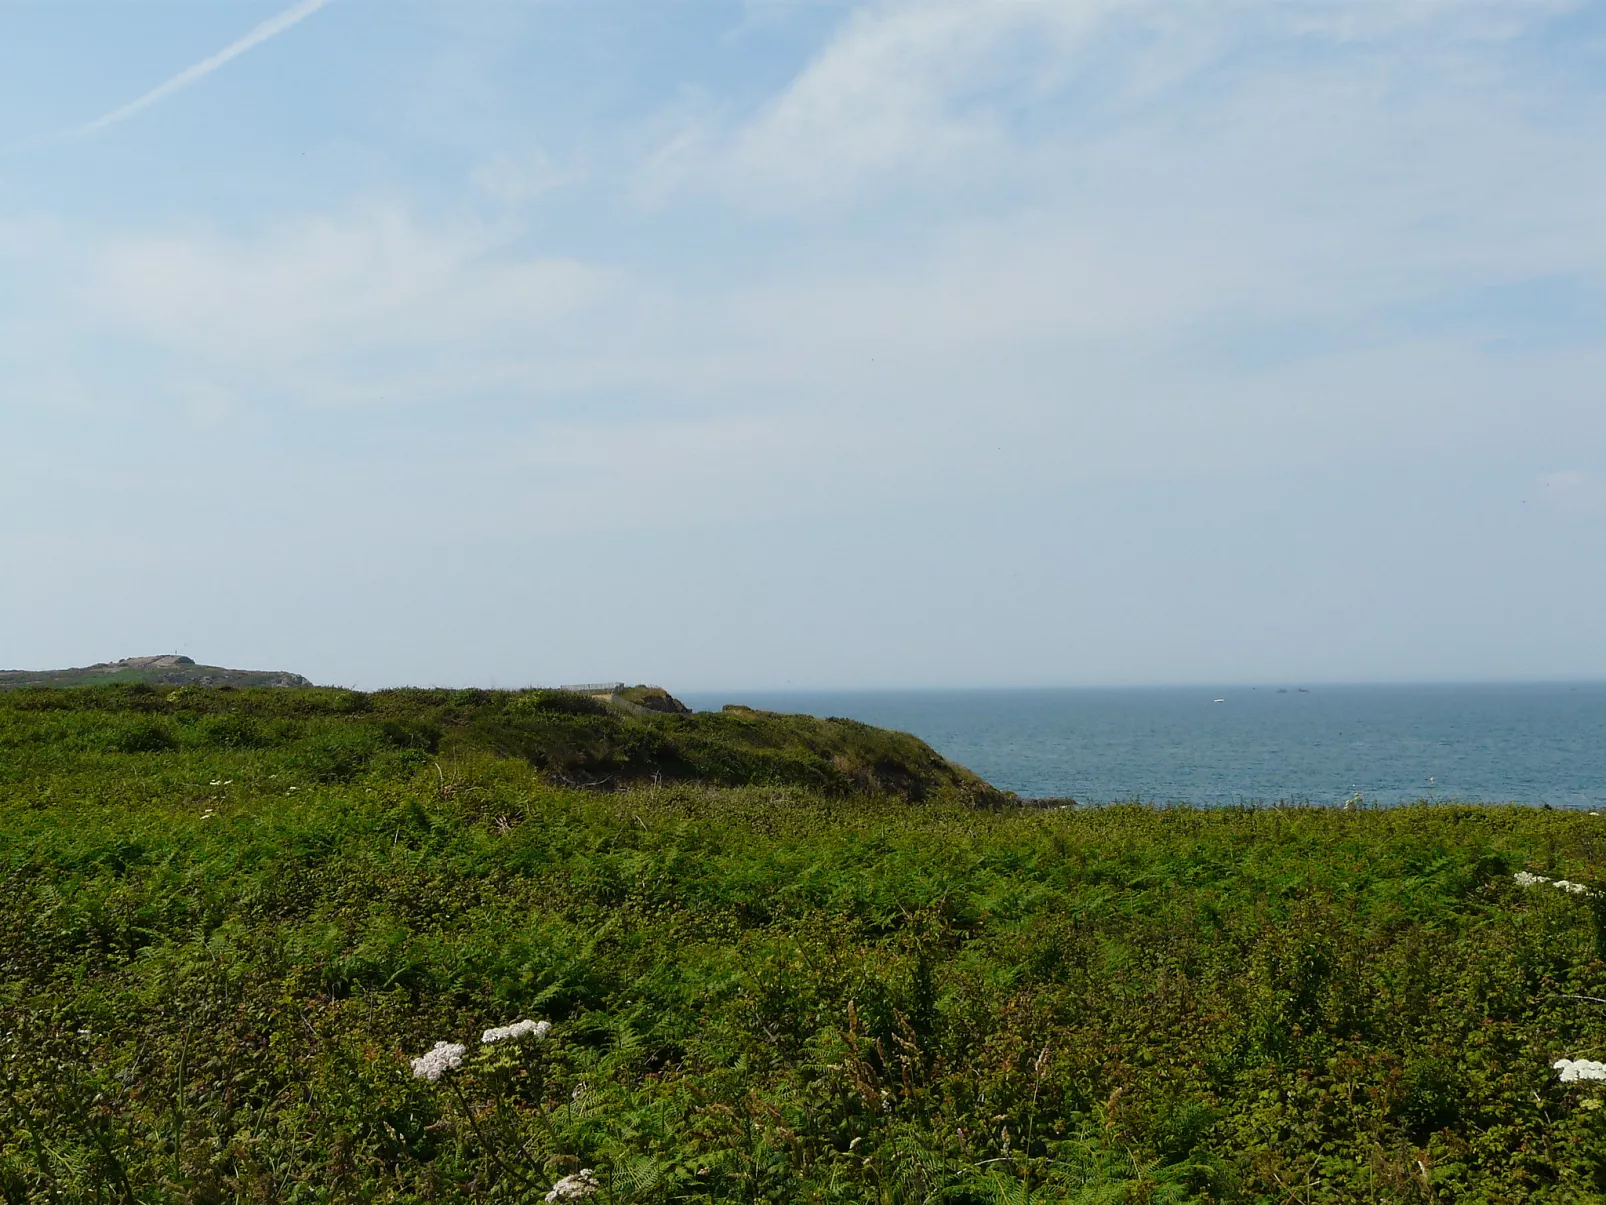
[[482, 1018, 551, 1044], [410, 1041, 467, 1081], [1514, 871, 1597, 897], [545, 1169, 599, 1201], [1554, 1058, 1606, 1083]]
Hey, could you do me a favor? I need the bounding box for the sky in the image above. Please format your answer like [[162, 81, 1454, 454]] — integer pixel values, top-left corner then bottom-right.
[[3, 0, 1605, 691]]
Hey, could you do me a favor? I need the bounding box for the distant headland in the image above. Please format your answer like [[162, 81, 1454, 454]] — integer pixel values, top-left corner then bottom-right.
[[0, 655, 312, 690]]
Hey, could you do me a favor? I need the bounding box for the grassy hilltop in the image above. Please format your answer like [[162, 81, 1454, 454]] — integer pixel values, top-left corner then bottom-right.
[[2, 686, 1605, 1202], [0, 655, 311, 691]]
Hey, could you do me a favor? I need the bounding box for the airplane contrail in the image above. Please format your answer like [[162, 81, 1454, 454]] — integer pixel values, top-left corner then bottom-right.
[[75, 0, 335, 137]]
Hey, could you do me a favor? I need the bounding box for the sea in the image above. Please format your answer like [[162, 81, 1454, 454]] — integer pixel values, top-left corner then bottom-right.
[[679, 684, 1606, 809]]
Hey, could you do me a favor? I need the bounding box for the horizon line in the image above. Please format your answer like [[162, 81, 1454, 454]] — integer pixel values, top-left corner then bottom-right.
[[326, 676, 1606, 694]]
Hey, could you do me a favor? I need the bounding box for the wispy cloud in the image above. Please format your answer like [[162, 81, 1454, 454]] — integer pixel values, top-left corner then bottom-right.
[[719, 0, 1114, 198], [12, 0, 1606, 525], [74, 0, 335, 137]]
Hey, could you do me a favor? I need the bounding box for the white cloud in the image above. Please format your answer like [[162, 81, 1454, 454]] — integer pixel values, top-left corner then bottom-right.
[[687, 0, 1116, 203], [6, 0, 1604, 533], [652, 0, 1599, 211], [76, 210, 615, 403]]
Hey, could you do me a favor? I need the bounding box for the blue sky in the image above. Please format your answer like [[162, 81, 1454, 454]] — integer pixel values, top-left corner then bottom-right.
[[4, 0, 1605, 689]]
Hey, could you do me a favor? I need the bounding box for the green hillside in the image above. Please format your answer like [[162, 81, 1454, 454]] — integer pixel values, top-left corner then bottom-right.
[[1, 685, 1603, 1202], [0, 684, 1004, 804]]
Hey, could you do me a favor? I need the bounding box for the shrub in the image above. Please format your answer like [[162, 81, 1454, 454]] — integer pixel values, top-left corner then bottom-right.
[[292, 726, 384, 782], [198, 712, 268, 749], [108, 719, 177, 753]]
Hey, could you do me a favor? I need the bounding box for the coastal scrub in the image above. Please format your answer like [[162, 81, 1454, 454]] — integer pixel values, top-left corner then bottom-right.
[[1, 685, 1604, 1201]]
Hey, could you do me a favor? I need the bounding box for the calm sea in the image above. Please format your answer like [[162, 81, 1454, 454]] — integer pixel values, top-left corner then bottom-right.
[[679, 684, 1606, 809]]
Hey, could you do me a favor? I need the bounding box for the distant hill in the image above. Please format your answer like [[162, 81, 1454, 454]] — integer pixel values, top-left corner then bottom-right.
[[0, 655, 311, 690]]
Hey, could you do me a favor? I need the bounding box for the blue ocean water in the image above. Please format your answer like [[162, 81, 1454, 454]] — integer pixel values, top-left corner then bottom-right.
[[679, 684, 1606, 808]]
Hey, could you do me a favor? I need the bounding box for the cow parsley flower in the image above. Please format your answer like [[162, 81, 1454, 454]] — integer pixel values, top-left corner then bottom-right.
[[482, 1019, 551, 1044], [1554, 1058, 1606, 1083], [1514, 871, 1597, 897], [545, 1169, 598, 1201], [411, 1041, 467, 1081]]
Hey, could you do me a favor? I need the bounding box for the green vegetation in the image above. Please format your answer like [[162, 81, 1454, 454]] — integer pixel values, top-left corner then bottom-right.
[[2, 686, 1604, 1202]]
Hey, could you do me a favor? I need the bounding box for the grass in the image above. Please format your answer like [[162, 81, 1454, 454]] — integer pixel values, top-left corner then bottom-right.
[[1, 686, 1604, 1202]]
